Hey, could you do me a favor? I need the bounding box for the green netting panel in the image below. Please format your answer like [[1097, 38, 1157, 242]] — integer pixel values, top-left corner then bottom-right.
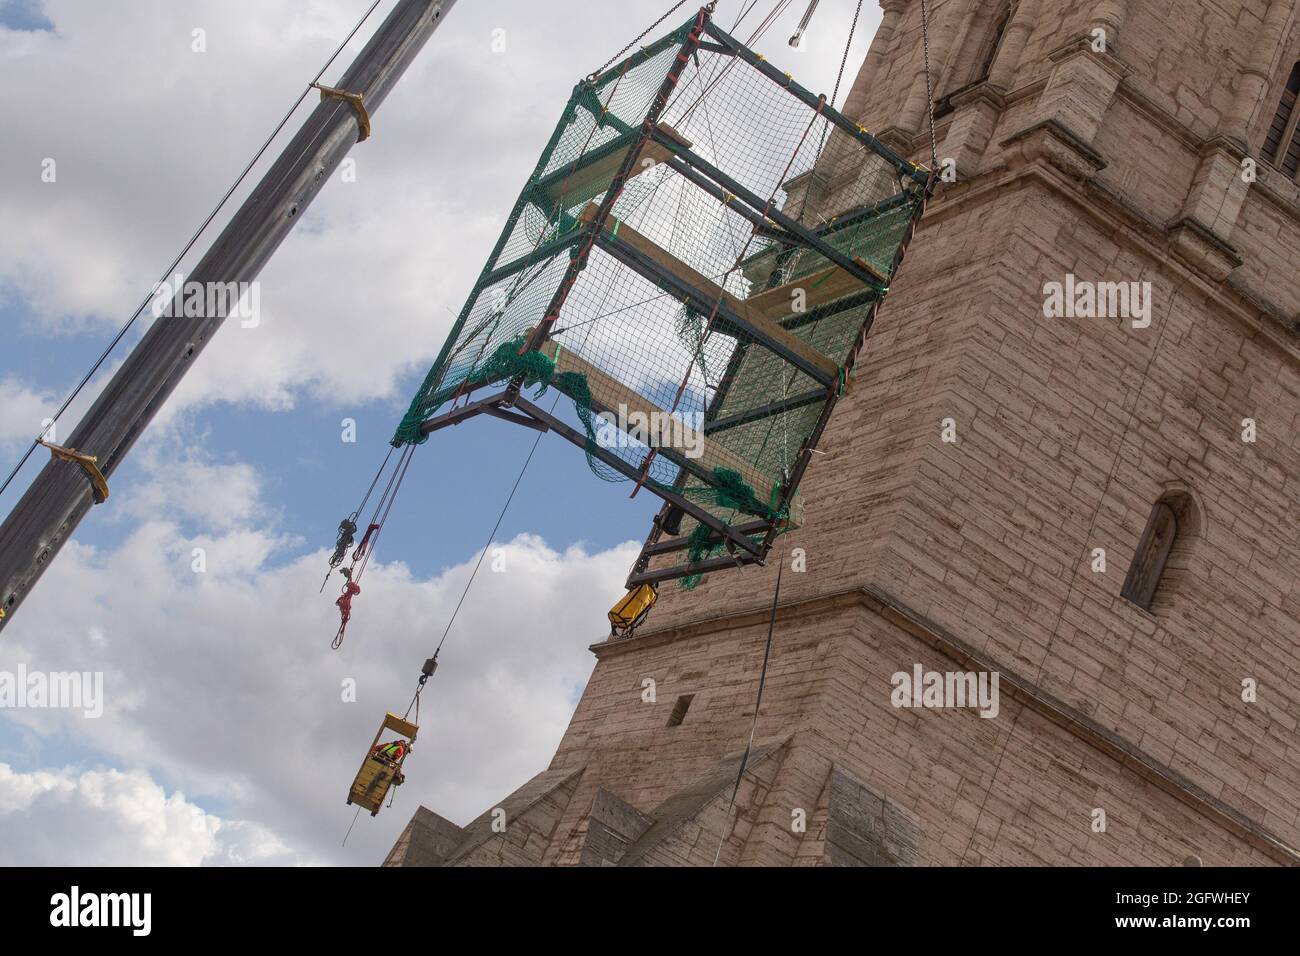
[[396, 10, 928, 567]]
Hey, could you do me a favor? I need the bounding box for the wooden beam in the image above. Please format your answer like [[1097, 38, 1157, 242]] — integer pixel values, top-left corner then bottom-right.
[[512, 395, 766, 560], [745, 257, 885, 323], [538, 339, 782, 508], [579, 203, 840, 385], [537, 123, 692, 208]]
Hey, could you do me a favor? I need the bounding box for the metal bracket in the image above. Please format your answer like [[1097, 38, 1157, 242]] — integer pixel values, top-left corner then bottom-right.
[[313, 83, 371, 142], [38, 439, 108, 503]]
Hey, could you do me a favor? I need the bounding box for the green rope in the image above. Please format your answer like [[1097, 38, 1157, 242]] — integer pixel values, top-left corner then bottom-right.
[[397, 336, 789, 570], [680, 523, 719, 591]]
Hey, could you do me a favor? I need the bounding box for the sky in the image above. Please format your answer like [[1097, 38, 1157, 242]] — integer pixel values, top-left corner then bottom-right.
[[0, 0, 879, 865]]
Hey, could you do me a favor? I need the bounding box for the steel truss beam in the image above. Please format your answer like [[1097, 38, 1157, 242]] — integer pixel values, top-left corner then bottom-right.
[[589, 230, 838, 387], [702, 19, 928, 186], [507, 397, 766, 561], [649, 128, 888, 291], [416, 389, 769, 564]]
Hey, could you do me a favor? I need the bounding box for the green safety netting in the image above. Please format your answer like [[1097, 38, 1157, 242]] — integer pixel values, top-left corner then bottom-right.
[[395, 8, 929, 584]]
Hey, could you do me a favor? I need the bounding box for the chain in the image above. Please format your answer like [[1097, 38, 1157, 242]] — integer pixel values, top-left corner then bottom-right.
[[587, 0, 695, 82], [920, 0, 938, 170]]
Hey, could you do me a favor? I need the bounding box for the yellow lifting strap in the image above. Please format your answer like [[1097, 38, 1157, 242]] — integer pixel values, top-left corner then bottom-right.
[[313, 82, 371, 142], [608, 583, 658, 638], [38, 439, 108, 504]]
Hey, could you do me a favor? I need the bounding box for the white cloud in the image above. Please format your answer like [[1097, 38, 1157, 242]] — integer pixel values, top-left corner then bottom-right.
[[0, 375, 58, 444], [0, 0, 881, 867], [1, 0, 877, 430], [0, 0, 596, 427], [1, 448, 637, 864], [0, 763, 295, 866], [119, 442, 268, 531]]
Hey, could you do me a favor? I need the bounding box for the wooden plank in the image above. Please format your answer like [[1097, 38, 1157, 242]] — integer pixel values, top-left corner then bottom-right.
[[745, 257, 884, 323], [579, 203, 840, 384], [540, 123, 693, 206], [383, 713, 419, 741], [539, 339, 782, 509]]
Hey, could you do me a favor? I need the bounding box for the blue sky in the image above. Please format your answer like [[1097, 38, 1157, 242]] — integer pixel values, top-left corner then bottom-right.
[[0, 0, 878, 865], [0, 0, 53, 31]]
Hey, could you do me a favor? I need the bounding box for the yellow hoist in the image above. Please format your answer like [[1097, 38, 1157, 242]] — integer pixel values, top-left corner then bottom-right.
[[345, 585, 656, 818], [608, 583, 658, 638]]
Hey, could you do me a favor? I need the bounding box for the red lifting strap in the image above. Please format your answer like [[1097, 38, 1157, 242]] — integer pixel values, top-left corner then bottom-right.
[[332, 581, 361, 650], [352, 523, 381, 563]]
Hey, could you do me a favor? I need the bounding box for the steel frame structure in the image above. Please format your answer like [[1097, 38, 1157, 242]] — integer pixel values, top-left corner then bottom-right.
[[408, 7, 934, 589]]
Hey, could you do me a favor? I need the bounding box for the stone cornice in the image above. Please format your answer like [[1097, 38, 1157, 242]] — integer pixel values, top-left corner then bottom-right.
[[1046, 35, 1134, 84], [596, 585, 1300, 866]]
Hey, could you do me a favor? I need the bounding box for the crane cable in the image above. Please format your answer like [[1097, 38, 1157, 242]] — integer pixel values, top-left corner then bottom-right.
[[812, 0, 864, 171], [398, 0, 732, 718], [0, 0, 390, 504], [788, 0, 819, 46], [711, 559, 784, 866], [674, 0, 798, 124], [401, 422, 542, 723]]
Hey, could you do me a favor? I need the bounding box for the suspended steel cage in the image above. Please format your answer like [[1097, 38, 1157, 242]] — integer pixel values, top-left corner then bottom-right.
[[396, 5, 932, 590]]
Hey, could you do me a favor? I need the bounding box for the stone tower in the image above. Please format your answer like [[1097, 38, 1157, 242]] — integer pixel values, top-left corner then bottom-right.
[[388, 0, 1300, 866]]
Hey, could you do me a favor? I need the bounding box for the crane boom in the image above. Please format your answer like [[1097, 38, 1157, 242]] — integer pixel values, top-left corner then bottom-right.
[[0, 0, 458, 632]]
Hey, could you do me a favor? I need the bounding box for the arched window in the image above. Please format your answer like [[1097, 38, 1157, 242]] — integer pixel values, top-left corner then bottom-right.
[[1262, 62, 1300, 179], [939, 0, 1016, 107], [1121, 491, 1202, 612], [973, 2, 1014, 85]]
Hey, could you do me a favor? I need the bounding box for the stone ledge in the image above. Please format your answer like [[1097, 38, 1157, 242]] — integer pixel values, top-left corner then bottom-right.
[[1000, 119, 1107, 181], [1166, 215, 1244, 281], [603, 584, 1300, 866], [922, 156, 1300, 352], [1046, 35, 1134, 83]]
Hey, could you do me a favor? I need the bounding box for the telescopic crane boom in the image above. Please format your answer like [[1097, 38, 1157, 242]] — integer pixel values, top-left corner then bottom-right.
[[0, 0, 458, 632]]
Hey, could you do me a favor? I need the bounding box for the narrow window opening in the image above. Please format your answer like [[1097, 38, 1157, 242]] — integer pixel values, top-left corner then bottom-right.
[[973, 3, 1014, 85], [1121, 501, 1178, 611], [666, 694, 694, 727]]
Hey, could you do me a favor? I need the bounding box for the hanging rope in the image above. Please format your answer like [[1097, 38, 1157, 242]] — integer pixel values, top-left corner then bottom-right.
[[321, 444, 395, 592], [341, 805, 362, 847], [0, 0, 389, 503], [711, 560, 784, 866], [331, 443, 415, 649]]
